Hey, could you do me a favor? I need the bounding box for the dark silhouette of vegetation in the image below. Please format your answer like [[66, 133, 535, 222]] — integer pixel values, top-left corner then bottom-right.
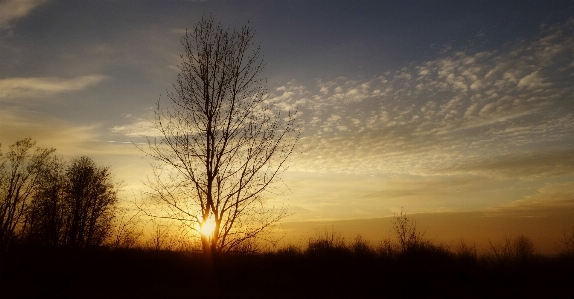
[[20, 155, 67, 246], [486, 234, 535, 265], [556, 227, 574, 259], [108, 207, 143, 250], [1, 211, 573, 298], [0, 139, 120, 249], [139, 16, 298, 258], [62, 156, 119, 247], [391, 209, 430, 254], [0, 138, 54, 246], [22, 156, 119, 248]]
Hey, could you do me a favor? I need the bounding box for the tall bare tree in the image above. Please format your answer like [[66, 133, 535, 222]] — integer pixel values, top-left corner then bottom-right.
[[141, 17, 298, 257]]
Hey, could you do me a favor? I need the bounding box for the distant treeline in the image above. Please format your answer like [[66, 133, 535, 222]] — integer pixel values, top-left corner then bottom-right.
[[1, 223, 573, 298], [0, 138, 118, 248]]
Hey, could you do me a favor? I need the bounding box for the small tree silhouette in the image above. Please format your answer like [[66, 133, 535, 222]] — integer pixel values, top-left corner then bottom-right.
[[391, 209, 427, 254], [108, 207, 143, 249]]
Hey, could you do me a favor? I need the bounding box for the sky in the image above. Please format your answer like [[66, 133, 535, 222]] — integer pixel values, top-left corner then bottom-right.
[[1, 0, 574, 252]]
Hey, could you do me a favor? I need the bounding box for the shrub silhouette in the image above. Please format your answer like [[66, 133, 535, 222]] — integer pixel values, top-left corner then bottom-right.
[[556, 227, 574, 259], [454, 239, 478, 258], [305, 228, 350, 258], [487, 234, 535, 265], [391, 209, 438, 256], [277, 244, 301, 256], [351, 235, 376, 258]]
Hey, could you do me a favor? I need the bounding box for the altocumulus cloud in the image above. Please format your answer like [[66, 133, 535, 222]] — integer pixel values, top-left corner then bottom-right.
[[265, 19, 574, 179]]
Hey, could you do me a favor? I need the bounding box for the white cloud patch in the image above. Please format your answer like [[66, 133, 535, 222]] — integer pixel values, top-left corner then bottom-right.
[[110, 114, 162, 138], [0, 75, 108, 100], [516, 71, 552, 90], [0, 0, 49, 32]]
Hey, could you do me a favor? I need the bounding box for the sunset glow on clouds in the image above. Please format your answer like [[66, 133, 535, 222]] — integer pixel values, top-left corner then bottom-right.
[[1, 1, 573, 249], [259, 20, 574, 222]]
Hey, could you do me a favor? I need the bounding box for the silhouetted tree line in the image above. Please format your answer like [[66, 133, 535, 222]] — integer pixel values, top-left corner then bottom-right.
[[0, 138, 119, 248], [2, 213, 573, 298]]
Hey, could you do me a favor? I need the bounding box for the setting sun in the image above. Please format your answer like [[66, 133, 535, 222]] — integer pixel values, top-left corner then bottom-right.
[[200, 214, 216, 237]]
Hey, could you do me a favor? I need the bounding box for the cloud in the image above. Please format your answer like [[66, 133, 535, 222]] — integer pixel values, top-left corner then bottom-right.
[[446, 149, 574, 179], [488, 182, 574, 215], [0, 0, 49, 32], [516, 71, 552, 90], [110, 114, 162, 138], [267, 20, 574, 180], [168, 28, 188, 35], [0, 108, 100, 154], [111, 22, 574, 185], [0, 75, 108, 100]]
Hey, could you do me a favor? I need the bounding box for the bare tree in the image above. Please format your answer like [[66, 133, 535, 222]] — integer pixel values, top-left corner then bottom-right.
[[391, 210, 428, 254], [63, 156, 119, 247], [22, 155, 67, 246], [0, 138, 54, 246], [145, 221, 175, 251], [487, 234, 535, 264], [107, 206, 143, 249], [140, 17, 298, 257]]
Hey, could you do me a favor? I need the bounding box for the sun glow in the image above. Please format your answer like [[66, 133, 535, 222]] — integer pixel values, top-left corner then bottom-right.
[[200, 214, 216, 237]]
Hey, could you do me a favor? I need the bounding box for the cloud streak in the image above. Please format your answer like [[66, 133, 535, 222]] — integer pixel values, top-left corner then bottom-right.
[[0, 0, 49, 32], [0, 75, 108, 100]]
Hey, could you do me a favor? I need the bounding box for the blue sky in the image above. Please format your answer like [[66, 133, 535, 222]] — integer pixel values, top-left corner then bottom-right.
[[1, 1, 574, 248]]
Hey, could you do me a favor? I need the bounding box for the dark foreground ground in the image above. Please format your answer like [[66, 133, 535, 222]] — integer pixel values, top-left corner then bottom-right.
[[1, 244, 573, 299]]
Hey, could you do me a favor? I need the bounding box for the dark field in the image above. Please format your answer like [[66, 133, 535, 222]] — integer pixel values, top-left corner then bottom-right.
[[2, 238, 573, 299]]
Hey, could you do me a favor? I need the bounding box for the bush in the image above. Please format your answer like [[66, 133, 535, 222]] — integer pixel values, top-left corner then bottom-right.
[[392, 209, 432, 254], [305, 228, 350, 257], [486, 234, 535, 264], [556, 228, 574, 259]]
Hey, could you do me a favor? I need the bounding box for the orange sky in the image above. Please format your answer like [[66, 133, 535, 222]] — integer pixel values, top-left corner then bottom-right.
[[279, 206, 574, 255]]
